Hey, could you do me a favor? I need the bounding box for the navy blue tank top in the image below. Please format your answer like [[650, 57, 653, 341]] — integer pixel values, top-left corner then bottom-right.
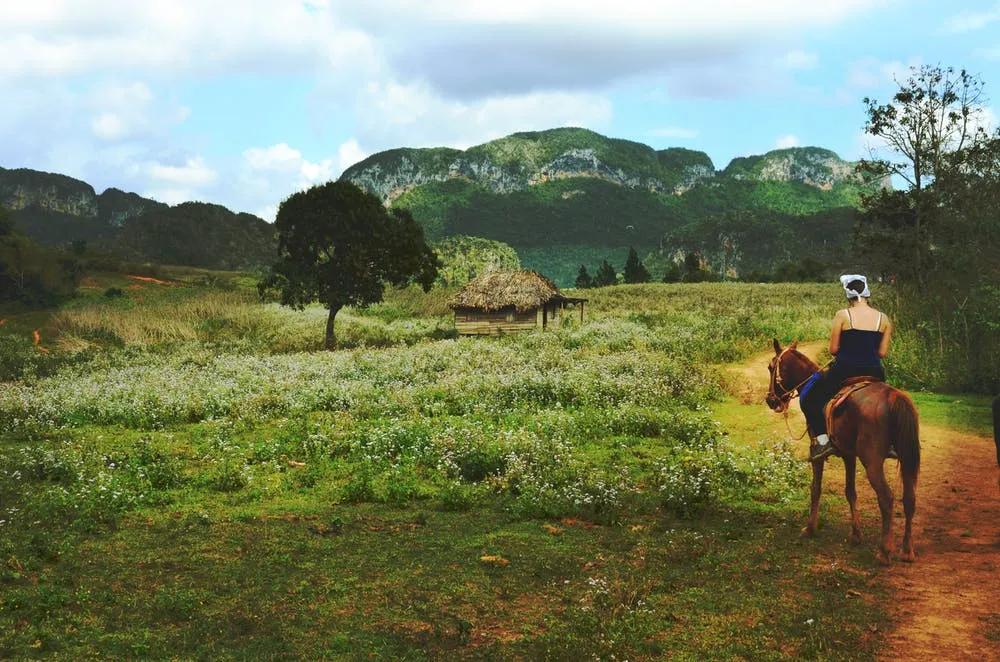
[[837, 310, 883, 368]]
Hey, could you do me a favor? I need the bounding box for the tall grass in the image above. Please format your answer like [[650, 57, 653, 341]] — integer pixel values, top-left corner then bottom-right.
[[50, 288, 455, 354]]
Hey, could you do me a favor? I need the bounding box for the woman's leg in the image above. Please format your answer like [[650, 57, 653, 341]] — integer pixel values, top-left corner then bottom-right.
[[802, 369, 838, 436], [802, 367, 842, 461]]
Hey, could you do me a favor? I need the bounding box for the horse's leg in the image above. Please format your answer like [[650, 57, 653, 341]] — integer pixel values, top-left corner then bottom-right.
[[843, 455, 862, 545], [864, 460, 894, 564], [899, 469, 917, 562], [802, 459, 824, 537]]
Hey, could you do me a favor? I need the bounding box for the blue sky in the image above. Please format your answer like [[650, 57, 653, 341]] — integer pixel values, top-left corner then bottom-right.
[[1, 1, 998, 219]]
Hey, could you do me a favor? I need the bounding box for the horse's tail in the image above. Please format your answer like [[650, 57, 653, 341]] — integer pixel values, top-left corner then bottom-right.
[[890, 391, 920, 479]]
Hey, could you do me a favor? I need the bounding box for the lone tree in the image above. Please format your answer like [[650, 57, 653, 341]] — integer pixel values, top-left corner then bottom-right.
[[594, 259, 618, 287], [259, 181, 439, 349], [622, 247, 651, 284], [574, 264, 593, 289], [859, 65, 988, 283]]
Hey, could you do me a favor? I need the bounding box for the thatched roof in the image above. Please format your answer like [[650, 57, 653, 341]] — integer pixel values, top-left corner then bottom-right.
[[449, 270, 571, 312]]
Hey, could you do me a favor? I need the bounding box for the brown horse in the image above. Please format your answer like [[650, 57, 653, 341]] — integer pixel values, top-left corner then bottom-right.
[[766, 340, 921, 564]]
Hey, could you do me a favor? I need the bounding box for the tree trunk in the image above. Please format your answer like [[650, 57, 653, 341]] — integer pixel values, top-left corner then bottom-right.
[[325, 304, 342, 351]]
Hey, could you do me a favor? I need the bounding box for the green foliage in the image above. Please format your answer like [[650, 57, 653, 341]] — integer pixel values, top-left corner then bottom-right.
[[0, 281, 900, 659], [653, 207, 854, 280], [390, 178, 482, 240], [259, 182, 440, 348], [519, 245, 631, 287], [661, 261, 682, 283], [622, 247, 651, 284], [117, 202, 275, 270], [593, 260, 618, 287], [858, 66, 1000, 392], [431, 235, 520, 286], [0, 208, 81, 304], [574, 264, 593, 289]]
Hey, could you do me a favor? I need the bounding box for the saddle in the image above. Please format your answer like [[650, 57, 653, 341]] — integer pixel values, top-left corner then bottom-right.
[[823, 378, 898, 459]]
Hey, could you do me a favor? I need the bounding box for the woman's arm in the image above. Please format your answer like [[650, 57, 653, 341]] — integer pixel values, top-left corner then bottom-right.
[[829, 310, 845, 356], [878, 317, 893, 358]]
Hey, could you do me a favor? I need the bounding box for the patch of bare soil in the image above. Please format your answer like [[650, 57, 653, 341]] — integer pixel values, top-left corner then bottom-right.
[[878, 424, 1000, 661]]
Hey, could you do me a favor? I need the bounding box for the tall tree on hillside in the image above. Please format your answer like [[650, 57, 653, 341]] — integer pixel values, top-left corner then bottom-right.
[[622, 247, 651, 284], [574, 264, 593, 289], [594, 260, 618, 287], [259, 181, 439, 349]]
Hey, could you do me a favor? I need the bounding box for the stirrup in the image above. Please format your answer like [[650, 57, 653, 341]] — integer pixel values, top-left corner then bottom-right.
[[809, 443, 836, 462]]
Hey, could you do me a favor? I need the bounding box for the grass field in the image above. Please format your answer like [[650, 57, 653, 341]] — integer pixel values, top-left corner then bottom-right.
[[2, 273, 973, 659]]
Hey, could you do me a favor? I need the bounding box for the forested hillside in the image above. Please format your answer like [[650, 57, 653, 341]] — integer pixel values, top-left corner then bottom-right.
[[342, 128, 880, 283]]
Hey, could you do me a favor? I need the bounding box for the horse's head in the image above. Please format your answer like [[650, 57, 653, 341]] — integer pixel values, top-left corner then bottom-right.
[[765, 338, 810, 413]]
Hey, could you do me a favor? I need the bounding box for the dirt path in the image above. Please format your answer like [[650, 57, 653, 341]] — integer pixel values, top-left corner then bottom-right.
[[879, 423, 1000, 661], [728, 345, 1000, 661]]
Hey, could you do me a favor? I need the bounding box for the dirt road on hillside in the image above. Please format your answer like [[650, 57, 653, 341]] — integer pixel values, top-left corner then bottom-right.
[[729, 345, 1000, 661]]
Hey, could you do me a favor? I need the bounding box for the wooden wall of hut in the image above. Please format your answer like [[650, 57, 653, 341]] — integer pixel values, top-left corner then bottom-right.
[[454, 306, 539, 335]]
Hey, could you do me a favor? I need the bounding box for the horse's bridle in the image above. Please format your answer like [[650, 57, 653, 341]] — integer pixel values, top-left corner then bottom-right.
[[767, 348, 818, 414]]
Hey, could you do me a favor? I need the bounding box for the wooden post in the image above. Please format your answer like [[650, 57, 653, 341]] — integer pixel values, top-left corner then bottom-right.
[[542, 305, 547, 330], [580, 301, 584, 323]]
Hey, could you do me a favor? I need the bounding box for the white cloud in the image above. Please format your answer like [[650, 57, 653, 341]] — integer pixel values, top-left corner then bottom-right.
[[650, 126, 699, 139], [148, 157, 217, 187], [91, 113, 127, 141], [944, 3, 1000, 32], [0, 0, 888, 217], [355, 80, 613, 149], [239, 139, 369, 220], [336, 139, 368, 172], [775, 134, 800, 149], [0, 2, 371, 81], [779, 50, 818, 70], [335, 1, 882, 99]]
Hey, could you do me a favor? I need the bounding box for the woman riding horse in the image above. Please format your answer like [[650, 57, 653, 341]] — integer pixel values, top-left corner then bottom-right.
[[800, 275, 893, 461], [766, 277, 919, 563]]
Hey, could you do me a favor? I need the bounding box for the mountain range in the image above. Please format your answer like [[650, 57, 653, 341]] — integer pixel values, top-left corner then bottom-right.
[[0, 167, 275, 270], [342, 128, 879, 283], [3, 127, 880, 283]]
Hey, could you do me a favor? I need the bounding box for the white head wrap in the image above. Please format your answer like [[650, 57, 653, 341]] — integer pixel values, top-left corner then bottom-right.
[[840, 274, 870, 299]]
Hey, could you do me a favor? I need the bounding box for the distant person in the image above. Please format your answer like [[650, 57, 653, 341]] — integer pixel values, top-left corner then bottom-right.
[[801, 275, 892, 461]]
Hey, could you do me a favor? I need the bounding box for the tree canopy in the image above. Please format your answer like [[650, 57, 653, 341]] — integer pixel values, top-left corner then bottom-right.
[[858, 65, 1000, 391], [622, 247, 651, 284], [259, 181, 439, 349]]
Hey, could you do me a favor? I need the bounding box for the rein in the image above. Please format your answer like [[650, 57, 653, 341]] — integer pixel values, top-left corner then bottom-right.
[[769, 348, 831, 441]]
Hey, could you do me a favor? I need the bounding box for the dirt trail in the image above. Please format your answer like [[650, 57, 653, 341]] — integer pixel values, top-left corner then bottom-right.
[[731, 345, 1000, 661]]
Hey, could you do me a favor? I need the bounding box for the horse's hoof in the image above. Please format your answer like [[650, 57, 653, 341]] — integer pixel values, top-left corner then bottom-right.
[[800, 526, 816, 539], [876, 550, 892, 566], [898, 549, 916, 563], [849, 532, 862, 546]]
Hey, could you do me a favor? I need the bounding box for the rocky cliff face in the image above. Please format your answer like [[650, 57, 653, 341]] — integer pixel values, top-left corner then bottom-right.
[[341, 128, 719, 204], [341, 129, 869, 204], [0, 167, 100, 217], [0, 166, 273, 269], [722, 147, 864, 190]]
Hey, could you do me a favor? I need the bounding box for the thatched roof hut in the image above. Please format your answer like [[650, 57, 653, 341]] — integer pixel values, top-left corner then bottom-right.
[[449, 270, 586, 335]]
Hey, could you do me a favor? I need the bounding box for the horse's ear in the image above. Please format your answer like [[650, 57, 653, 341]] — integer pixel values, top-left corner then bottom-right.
[[790, 340, 798, 350], [773, 338, 782, 355]]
